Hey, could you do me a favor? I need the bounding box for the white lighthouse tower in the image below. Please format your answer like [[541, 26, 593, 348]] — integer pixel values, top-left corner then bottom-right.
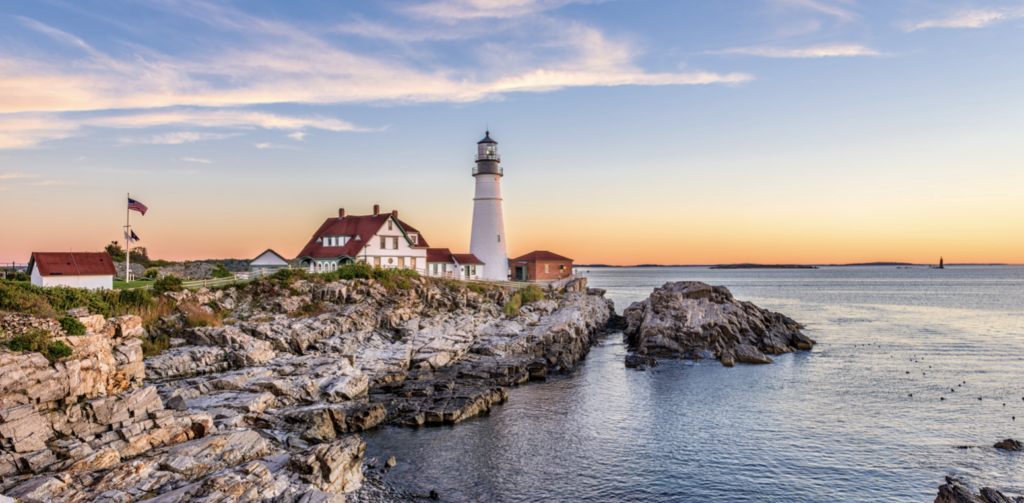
[[470, 131, 508, 281]]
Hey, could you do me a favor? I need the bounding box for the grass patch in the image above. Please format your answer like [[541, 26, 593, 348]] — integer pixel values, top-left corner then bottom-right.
[[140, 334, 171, 357], [182, 304, 222, 328], [113, 280, 154, 290], [502, 285, 546, 317]]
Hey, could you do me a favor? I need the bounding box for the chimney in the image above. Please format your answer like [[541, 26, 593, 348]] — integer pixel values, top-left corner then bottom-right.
[[392, 210, 398, 219], [338, 208, 345, 218], [373, 204, 379, 215]]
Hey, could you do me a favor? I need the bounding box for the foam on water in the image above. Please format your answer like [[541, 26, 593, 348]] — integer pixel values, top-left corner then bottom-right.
[[364, 266, 1024, 502]]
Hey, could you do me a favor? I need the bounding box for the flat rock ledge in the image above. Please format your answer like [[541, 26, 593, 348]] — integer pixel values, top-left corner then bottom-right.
[[935, 477, 1023, 503], [622, 281, 814, 367], [0, 276, 613, 502]]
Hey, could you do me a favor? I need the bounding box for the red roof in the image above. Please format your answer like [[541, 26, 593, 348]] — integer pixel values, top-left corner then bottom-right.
[[510, 251, 573, 262], [452, 253, 484, 265], [427, 248, 454, 263], [295, 212, 431, 260], [29, 252, 117, 276]]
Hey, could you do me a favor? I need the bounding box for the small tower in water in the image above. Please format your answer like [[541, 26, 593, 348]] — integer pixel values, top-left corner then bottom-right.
[[939, 257, 944, 269], [470, 131, 509, 281]]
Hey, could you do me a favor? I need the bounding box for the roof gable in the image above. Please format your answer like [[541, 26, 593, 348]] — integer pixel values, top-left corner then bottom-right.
[[452, 253, 484, 265], [295, 212, 431, 260], [30, 252, 117, 277], [427, 248, 454, 263], [252, 249, 290, 265], [510, 250, 573, 262]]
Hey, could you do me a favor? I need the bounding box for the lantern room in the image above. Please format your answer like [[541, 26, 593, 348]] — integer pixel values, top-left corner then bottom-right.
[[476, 131, 500, 162]]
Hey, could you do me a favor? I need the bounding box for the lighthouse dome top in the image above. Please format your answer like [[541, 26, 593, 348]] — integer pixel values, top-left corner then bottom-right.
[[477, 131, 497, 144]]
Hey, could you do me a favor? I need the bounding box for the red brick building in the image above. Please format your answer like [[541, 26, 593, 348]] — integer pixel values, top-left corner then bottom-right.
[[509, 251, 573, 282]]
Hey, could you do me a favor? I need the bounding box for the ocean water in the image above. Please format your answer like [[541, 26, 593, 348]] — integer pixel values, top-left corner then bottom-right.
[[363, 266, 1024, 502]]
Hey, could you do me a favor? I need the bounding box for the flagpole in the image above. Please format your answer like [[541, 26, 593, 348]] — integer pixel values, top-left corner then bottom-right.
[[126, 192, 131, 282]]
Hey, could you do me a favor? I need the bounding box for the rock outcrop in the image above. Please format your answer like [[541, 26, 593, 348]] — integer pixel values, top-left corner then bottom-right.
[[934, 477, 1023, 503], [994, 439, 1022, 452], [1, 274, 614, 502], [622, 281, 814, 367]]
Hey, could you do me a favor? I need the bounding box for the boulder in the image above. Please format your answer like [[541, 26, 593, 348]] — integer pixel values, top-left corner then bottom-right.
[[623, 281, 812, 367], [993, 438, 1023, 452]]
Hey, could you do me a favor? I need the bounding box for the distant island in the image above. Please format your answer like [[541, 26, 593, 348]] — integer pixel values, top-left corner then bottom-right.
[[710, 264, 818, 270]]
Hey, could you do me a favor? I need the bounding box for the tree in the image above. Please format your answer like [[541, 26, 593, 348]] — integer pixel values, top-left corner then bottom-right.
[[105, 241, 126, 261], [129, 247, 150, 265]]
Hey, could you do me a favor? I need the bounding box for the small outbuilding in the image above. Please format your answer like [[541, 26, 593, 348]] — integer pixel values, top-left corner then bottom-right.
[[509, 251, 573, 282], [28, 252, 116, 290], [249, 249, 291, 272], [426, 248, 485, 279]]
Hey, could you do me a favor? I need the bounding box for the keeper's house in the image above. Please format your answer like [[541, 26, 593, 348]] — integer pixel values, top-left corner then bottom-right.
[[509, 251, 573, 282], [295, 205, 431, 272], [28, 252, 116, 290], [426, 248, 485, 279], [249, 249, 290, 273]]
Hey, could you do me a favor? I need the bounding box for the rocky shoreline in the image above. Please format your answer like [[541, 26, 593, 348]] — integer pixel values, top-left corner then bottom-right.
[[0, 273, 614, 502]]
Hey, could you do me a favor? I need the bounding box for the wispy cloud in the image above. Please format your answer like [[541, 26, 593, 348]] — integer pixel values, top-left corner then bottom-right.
[[711, 44, 880, 58], [905, 7, 1024, 31], [31, 180, 77, 186], [118, 132, 238, 145], [179, 157, 211, 163], [403, 0, 599, 21], [0, 172, 42, 179], [0, 4, 750, 148], [287, 131, 306, 141], [768, 0, 857, 21], [253, 142, 299, 150]]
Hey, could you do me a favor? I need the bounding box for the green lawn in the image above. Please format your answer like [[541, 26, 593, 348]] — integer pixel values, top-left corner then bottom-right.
[[113, 280, 154, 290]]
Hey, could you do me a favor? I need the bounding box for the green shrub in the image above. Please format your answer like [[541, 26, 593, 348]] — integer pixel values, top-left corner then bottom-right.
[[48, 340, 73, 361], [58, 316, 87, 336], [152, 276, 184, 294], [143, 268, 160, 279], [0, 280, 55, 318], [4, 329, 73, 362], [397, 278, 412, 290], [211, 263, 231, 279]]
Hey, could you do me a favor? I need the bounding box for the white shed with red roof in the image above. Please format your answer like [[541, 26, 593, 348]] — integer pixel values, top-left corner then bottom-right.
[[28, 252, 116, 290], [425, 248, 485, 279]]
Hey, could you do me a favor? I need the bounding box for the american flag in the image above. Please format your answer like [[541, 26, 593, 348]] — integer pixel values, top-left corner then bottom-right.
[[128, 198, 148, 215]]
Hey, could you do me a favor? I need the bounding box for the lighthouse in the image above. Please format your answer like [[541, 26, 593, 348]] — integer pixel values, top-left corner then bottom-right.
[[470, 131, 509, 281]]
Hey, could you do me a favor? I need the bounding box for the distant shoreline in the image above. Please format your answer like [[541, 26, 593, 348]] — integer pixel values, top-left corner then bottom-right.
[[576, 263, 1014, 268]]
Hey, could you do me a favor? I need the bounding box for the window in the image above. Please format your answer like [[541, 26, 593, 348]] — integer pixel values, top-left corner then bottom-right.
[[497, 235, 500, 242], [470, 265, 476, 275], [560, 265, 566, 270], [411, 258, 417, 270], [374, 257, 381, 266], [388, 220, 393, 230], [380, 236, 386, 249], [544, 264, 550, 274], [411, 234, 418, 244], [392, 237, 399, 249]]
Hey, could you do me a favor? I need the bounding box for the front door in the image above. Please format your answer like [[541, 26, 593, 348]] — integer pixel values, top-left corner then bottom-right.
[[515, 266, 525, 281], [464, 266, 471, 277]]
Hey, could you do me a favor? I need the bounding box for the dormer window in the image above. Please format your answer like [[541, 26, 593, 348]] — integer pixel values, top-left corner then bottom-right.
[[410, 234, 418, 244]]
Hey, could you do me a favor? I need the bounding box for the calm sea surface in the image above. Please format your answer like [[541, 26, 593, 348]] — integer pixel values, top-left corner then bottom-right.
[[364, 266, 1024, 502]]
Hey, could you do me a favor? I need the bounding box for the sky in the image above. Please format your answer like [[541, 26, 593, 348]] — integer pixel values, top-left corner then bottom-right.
[[1, 0, 1022, 266]]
